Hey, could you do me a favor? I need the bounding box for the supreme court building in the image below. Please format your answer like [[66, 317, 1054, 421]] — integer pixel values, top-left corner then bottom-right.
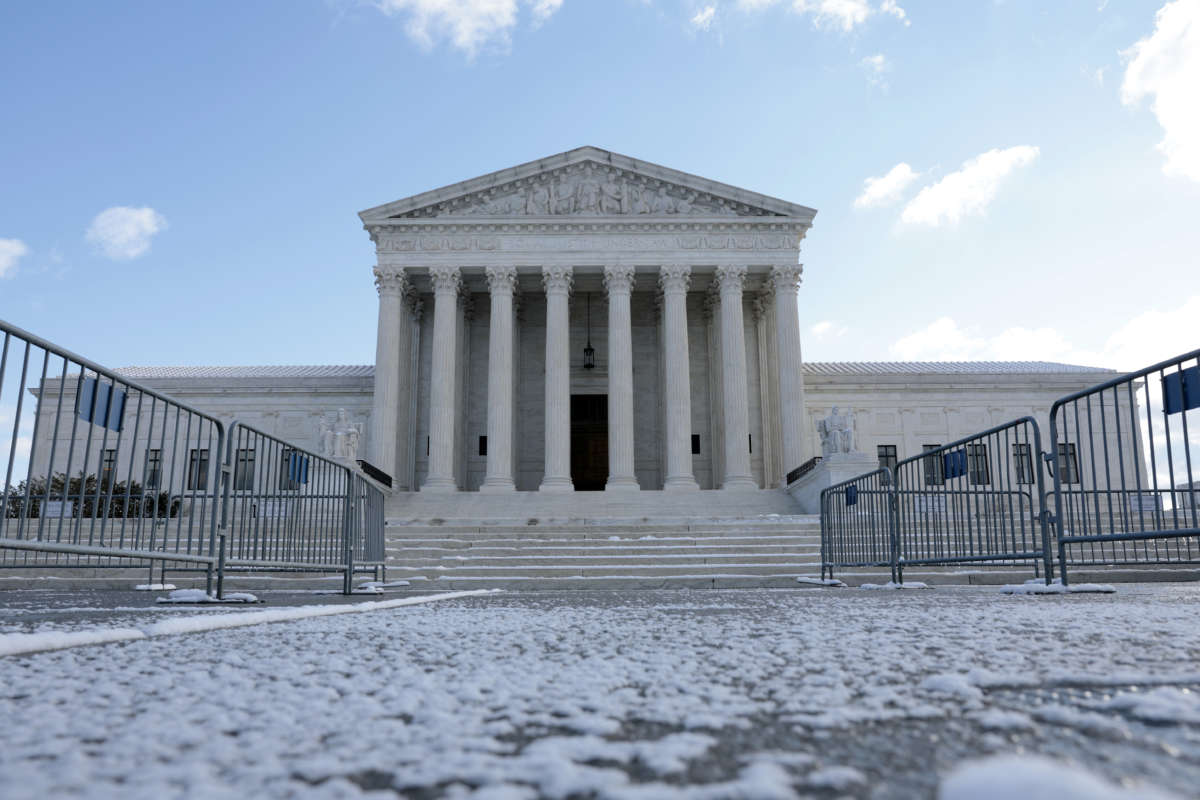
[[75, 147, 1111, 519]]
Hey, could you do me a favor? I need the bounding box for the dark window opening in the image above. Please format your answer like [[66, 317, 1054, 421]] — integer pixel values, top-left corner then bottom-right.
[[479, 436, 487, 457], [967, 443, 990, 485], [877, 445, 897, 485], [1012, 443, 1034, 485], [100, 449, 117, 487], [145, 449, 162, 488], [922, 444, 944, 485], [691, 434, 701, 455], [1057, 442, 1080, 484], [187, 448, 209, 491], [234, 448, 256, 491]]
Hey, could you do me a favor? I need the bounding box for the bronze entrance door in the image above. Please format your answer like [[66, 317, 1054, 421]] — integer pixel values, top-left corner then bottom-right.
[[570, 394, 608, 491]]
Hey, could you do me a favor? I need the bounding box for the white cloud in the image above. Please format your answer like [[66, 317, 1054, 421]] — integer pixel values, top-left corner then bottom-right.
[[900, 146, 1039, 227], [1094, 65, 1107, 86], [793, 0, 871, 32], [880, 0, 909, 25], [854, 162, 918, 208], [1120, 0, 1200, 182], [375, 0, 563, 56], [859, 52, 890, 87], [0, 238, 29, 279], [734, 0, 905, 31], [691, 4, 717, 30], [887, 295, 1200, 371], [810, 320, 849, 340], [85, 206, 167, 260]]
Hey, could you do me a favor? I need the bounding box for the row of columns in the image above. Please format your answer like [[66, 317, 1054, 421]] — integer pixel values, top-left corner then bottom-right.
[[371, 263, 806, 493]]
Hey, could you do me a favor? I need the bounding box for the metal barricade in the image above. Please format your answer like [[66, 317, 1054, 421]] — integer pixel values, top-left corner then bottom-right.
[[0, 319, 223, 590], [820, 468, 898, 583], [1050, 348, 1200, 584], [892, 417, 1054, 583], [219, 422, 386, 592]]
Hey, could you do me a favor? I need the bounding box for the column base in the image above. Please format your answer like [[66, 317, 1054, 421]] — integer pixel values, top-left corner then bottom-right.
[[479, 478, 516, 493], [663, 476, 700, 491], [539, 476, 575, 493], [605, 476, 641, 491], [720, 475, 759, 491], [420, 477, 459, 493]]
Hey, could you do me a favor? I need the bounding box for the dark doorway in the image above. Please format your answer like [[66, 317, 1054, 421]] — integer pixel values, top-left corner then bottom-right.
[[571, 394, 608, 491]]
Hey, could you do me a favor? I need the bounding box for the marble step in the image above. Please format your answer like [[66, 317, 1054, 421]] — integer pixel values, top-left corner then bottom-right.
[[390, 553, 821, 568], [385, 529, 820, 543], [386, 537, 825, 551], [385, 562, 820, 578], [387, 544, 822, 558], [385, 523, 822, 536]]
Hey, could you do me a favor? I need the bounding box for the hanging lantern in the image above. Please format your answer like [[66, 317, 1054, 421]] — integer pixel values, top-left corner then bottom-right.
[[583, 293, 596, 369]]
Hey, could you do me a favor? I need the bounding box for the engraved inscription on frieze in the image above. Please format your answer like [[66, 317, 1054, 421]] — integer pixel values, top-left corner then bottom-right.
[[394, 162, 781, 219]]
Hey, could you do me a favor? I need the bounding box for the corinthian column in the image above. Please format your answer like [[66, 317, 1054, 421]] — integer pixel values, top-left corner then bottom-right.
[[370, 266, 408, 483], [659, 265, 699, 490], [770, 264, 808, 479], [604, 265, 639, 490], [539, 265, 574, 492], [481, 266, 518, 492], [715, 265, 757, 490], [421, 266, 461, 492]]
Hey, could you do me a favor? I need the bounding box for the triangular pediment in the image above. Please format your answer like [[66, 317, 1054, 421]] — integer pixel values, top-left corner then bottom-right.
[[359, 146, 816, 222]]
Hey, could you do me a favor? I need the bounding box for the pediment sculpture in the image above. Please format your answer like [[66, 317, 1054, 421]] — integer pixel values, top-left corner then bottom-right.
[[393, 164, 777, 219]]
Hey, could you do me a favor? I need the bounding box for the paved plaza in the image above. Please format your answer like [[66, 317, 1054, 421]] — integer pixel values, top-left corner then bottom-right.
[[1, 586, 1198, 799]]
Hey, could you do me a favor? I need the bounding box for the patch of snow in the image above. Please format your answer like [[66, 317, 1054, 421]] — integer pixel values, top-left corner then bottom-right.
[[156, 589, 259, 604], [1001, 579, 1115, 595], [939, 754, 1180, 799], [133, 583, 176, 591], [1098, 686, 1200, 724], [795, 577, 845, 587], [969, 709, 1035, 731], [860, 581, 930, 590], [805, 765, 865, 790], [0, 589, 499, 657], [919, 673, 983, 702]]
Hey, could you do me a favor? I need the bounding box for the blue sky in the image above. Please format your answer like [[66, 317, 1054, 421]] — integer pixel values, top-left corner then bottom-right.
[[1, 0, 1197, 372]]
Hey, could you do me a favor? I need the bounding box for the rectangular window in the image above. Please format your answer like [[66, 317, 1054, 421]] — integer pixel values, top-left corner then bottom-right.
[[748, 434, 753, 454], [877, 445, 897, 485], [479, 436, 487, 457], [967, 443, 990, 486], [186, 448, 209, 491], [234, 448, 256, 491], [691, 434, 701, 455], [922, 444, 944, 486], [278, 448, 300, 491], [100, 449, 117, 487], [1012, 443, 1034, 485], [145, 449, 162, 489], [1057, 442, 1080, 484]]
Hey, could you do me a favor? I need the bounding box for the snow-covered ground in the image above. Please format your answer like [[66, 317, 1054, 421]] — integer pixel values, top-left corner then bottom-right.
[[1, 586, 1199, 799]]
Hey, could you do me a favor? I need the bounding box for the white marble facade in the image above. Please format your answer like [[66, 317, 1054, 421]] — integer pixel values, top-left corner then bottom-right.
[[362, 147, 817, 494], [26, 148, 1122, 502]]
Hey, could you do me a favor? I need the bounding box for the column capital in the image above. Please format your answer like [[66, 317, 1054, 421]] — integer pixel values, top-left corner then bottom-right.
[[658, 264, 691, 295], [373, 266, 408, 298], [602, 264, 636, 296], [542, 264, 574, 296], [485, 265, 519, 294], [768, 264, 804, 295], [429, 265, 462, 295], [714, 264, 748, 295]]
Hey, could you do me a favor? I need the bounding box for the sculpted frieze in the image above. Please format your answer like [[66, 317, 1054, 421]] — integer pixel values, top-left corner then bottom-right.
[[373, 230, 801, 256], [393, 162, 781, 219]]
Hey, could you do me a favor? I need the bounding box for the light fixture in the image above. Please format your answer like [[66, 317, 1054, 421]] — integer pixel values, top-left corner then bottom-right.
[[583, 292, 596, 370]]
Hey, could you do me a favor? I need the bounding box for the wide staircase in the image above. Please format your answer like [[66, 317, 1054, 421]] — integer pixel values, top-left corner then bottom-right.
[[382, 489, 827, 589]]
